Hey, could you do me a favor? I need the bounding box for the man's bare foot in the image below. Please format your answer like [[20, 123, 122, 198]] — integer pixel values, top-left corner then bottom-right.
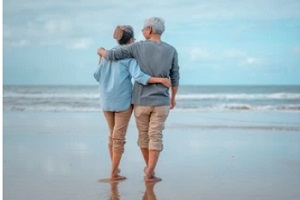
[[144, 166, 155, 176], [144, 166, 160, 182]]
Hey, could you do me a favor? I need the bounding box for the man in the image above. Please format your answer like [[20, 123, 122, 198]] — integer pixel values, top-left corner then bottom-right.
[[98, 17, 180, 182]]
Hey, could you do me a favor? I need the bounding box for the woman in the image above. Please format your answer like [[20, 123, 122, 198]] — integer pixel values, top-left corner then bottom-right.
[[94, 25, 170, 181]]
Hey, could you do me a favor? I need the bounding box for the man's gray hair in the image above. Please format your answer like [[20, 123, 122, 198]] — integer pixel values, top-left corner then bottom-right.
[[144, 17, 165, 35]]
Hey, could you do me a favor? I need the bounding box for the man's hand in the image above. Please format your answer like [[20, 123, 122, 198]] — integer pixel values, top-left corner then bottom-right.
[[169, 86, 178, 109], [170, 98, 176, 109]]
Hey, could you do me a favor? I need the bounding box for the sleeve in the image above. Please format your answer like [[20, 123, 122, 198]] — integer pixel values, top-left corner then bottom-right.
[[127, 59, 150, 85], [93, 63, 103, 82], [107, 43, 136, 61], [170, 49, 180, 86]]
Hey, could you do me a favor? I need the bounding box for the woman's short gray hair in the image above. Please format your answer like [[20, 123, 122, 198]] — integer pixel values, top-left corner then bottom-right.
[[143, 17, 165, 35]]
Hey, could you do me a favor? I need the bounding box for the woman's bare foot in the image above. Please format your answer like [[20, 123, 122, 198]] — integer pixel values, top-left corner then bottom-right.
[[110, 174, 126, 181], [110, 168, 125, 181], [144, 175, 162, 182]]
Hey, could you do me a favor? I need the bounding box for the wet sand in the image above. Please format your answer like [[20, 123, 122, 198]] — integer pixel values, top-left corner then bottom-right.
[[3, 111, 300, 200]]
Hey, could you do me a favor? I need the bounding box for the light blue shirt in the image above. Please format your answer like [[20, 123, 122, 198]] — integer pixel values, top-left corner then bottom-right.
[[94, 49, 150, 112]]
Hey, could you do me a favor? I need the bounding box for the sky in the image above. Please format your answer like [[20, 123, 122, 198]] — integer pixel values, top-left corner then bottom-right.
[[3, 0, 300, 85]]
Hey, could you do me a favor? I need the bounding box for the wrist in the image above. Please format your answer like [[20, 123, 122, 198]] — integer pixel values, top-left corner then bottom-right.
[[97, 47, 106, 57]]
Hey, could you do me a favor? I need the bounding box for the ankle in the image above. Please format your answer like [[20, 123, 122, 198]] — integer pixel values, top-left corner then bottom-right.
[[145, 169, 155, 177], [111, 168, 119, 175]]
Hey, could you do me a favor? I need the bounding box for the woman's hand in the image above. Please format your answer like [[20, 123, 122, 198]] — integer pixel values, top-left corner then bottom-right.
[[160, 78, 171, 88], [97, 47, 106, 57]]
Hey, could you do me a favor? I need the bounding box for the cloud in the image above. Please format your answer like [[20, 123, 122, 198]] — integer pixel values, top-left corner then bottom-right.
[[222, 49, 246, 58], [10, 39, 31, 47], [3, 15, 96, 49], [189, 47, 213, 62], [222, 49, 263, 67], [43, 19, 72, 34], [292, 47, 300, 55], [187, 47, 263, 67], [243, 57, 261, 66], [3, 0, 300, 50], [66, 38, 94, 50]]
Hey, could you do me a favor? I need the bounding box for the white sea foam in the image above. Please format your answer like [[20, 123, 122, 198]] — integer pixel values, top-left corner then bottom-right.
[[4, 92, 300, 102], [176, 93, 300, 100], [174, 104, 300, 112], [3, 91, 100, 99], [3, 86, 300, 112], [4, 103, 300, 112]]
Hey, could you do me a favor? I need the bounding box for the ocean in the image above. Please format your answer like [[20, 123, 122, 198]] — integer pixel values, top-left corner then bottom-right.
[[3, 85, 300, 112]]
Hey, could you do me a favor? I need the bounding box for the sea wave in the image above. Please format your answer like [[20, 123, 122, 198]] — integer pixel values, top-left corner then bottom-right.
[[4, 103, 300, 112], [4, 86, 300, 112], [4, 92, 300, 101], [175, 104, 300, 112], [176, 93, 300, 100], [3, 92, 99, 99]]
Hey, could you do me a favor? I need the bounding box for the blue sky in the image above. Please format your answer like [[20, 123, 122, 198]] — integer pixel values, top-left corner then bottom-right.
[[3, 0, 300, 85]]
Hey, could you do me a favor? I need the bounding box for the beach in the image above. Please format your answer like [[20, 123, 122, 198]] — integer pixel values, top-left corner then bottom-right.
[[3, 110, 300, 200]]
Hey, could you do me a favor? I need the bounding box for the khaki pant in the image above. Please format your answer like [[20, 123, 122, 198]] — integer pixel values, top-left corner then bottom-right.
[[103, 106, 133, 154], [134, 106, 170, 151]]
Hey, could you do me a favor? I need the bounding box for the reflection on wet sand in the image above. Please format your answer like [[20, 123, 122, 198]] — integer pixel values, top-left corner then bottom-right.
[[105, 181, 158, 200], [142, 182, 158, 200], [109, 181, 120, 200]]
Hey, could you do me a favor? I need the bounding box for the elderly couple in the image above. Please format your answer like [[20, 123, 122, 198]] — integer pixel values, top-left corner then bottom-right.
[[94, 17, 180, 182]]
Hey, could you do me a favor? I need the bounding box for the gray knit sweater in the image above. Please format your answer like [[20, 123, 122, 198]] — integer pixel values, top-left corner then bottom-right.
[[106, 40, 180, 106]]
